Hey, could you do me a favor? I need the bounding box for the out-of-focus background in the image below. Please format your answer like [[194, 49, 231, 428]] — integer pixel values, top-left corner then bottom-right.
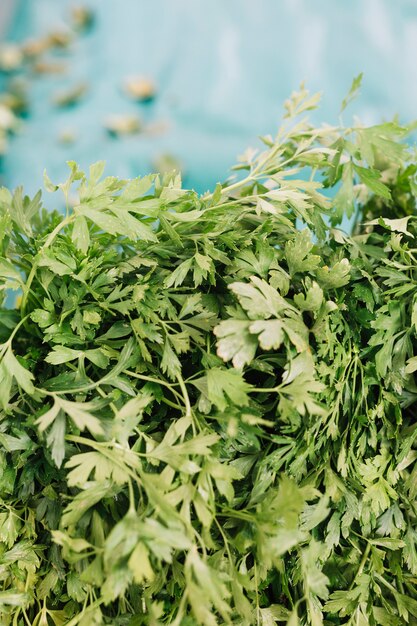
[[0, 0, 416, 198]]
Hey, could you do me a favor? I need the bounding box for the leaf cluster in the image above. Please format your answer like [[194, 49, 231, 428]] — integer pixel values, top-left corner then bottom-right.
[[1, 84, 417, 625]]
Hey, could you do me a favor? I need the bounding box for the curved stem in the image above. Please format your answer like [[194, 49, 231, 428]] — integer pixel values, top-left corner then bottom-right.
[[176, 370, 192, 418], [125, 369, 184, 405], [124, 369, 179, 389], [161, 396, 183, 410], [64, 599, 104, 626], [21, 214, 74, 315], [1, 314, 30, 352], [349, 541, 371, 591]]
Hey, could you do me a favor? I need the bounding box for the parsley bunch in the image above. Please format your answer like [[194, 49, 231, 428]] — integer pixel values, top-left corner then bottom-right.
[[1, 83, 417, 625]]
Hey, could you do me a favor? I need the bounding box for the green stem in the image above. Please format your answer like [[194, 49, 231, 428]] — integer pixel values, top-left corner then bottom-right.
[[374, 572, 398, 595], [22, 609, 32, 626], [349, 542, 371, 590], [125, 369, 184, 405], [203, 195, 258, 212], [176, 370, 192, 418], [21, 214, 74, 315], [161, 396, 183, 410], [125, 369, 179, 389], [128, 478, 136, 514], [205, 143, 289, 202], [64, 599, 104, 626], [251, 386, 280, 394], [254, 561, 261, 626], [171, 590, 188, 626], [1, 314, 30, 352]]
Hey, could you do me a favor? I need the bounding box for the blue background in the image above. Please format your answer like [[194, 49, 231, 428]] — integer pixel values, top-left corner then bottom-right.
[[2, 0, 417, 198]]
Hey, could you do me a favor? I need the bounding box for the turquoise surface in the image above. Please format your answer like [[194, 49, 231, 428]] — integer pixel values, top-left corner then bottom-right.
[[2, 0, 417, 200]]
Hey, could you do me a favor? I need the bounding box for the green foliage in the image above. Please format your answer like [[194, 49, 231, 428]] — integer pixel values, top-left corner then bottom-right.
[[1, 86, 417, 625]]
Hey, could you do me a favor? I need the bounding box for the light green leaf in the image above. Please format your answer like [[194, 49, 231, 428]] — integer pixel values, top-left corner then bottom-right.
[[58, 398, 104, 435], [0, 258, 23, 291], [0, 591, 30, 607], [128, 542, 154, 584], [72, 215, 90, 254], [340, 72, 363, 113], [43, 170, 59, 192], [294, 282, 324, 311], [3, 346, 35, 395], [36, 401, 62, 432], [214, 319, 258, 368], [164, 257, 193, 288], [37, 250, 74, 276], [366, 215, 412, 237], [285, 230, 321, 275], [354, 164, 391, 200], [230, 276, 292, 320], [204, 367, 252, 411], [45, 346, 82, 365], [315, 258, 350, 289], [46, 410, 66, 467], [249, 319, 285, 350], [66, 451, 128, 486], [333, 161, 355, 222], [161, 339, 181, 379]]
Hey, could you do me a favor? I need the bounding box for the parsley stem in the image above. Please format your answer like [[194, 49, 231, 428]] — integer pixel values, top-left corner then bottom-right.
[[254, 561, 261, 625], [171, 590, 188, 626], [124, 369, 185, 406], [205, 146, 295, 202], [374, 572, 398, 595], [128, 478, 136, 514], [21, 214, 74, 316], [64, 599, 104, 626], [251, 386, 280, 393], [124, 369, 179, 389], [349, 541, 371, 590], [161, 396, 183, 410], [22, 610, 32, 626], [176, 370, 192, 418], [2, 314, 30, 348]]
